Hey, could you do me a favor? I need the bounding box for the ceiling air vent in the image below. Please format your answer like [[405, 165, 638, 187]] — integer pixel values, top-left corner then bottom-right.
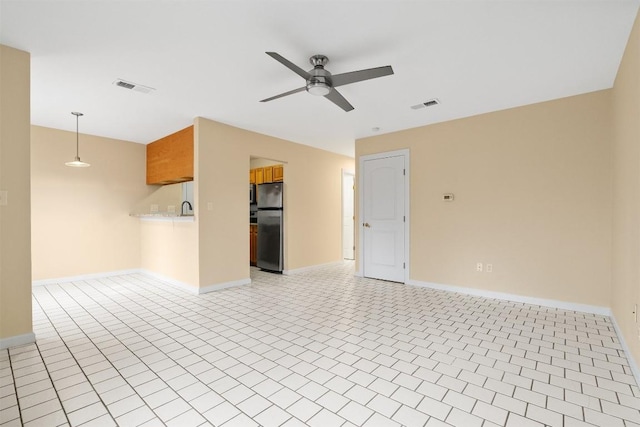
[[411, 98, 440, 110], [113, 79, 155, 94]]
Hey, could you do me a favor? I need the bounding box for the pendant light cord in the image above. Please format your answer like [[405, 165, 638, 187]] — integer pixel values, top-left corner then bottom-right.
[[76, 113, 79, 157]]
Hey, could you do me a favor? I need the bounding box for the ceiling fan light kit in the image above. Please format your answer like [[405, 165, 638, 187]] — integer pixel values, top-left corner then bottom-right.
[[261, 52, 394, 112]]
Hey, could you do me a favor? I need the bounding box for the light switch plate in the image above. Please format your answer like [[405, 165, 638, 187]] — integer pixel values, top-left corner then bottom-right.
[[0, 190, 7, 206]]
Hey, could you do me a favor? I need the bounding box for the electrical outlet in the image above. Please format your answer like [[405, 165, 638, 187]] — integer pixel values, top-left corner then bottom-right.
[[150, 204, 158, 213], [476, 262, 483, 272], [207, 202, 213, 211], [486, 264, 493, 273], [0, 190, 7, 206], [167, 205, 175, 213]]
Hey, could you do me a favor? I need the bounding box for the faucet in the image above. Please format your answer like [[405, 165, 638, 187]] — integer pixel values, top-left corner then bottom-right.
[[181, 201, 193, 216]]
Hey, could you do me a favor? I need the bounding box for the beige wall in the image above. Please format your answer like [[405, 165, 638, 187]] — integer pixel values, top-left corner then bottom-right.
[[140, 219, 199, 287], [612, 11, 640, 369], [356, 90, 613, 308], [0, 45, 32, 343], [195, 118, 354, 287], [31, 126, 153, 281], [131, 183, 182, 215]]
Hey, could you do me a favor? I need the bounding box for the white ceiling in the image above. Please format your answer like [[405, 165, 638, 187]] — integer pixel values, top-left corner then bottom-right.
[[1, 1, 638, 158]]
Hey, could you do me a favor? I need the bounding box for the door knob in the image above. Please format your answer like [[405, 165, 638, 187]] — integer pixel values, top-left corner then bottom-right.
[[363, 222, 370, 228]]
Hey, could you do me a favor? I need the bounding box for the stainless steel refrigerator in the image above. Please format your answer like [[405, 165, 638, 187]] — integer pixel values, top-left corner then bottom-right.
[[257, 182, 283, 272]]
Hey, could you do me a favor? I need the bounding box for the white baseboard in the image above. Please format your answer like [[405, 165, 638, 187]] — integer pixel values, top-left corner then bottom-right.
[[32, 269, 142, 287], [198, 278, 251, 294], [139, 270, 251, 295], [138, 269, 200, 294], [283, 261, 346, 275], [0, 332, 36, 350], [609, 314, 640, 387], [407, 279, 612, 316]]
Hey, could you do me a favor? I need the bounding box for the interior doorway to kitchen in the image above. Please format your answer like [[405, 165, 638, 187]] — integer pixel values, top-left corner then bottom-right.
[[249, 157, 286, 271], [342, 170, 355, 260]]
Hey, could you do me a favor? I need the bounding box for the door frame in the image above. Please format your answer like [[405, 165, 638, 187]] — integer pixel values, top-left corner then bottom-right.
[[341, 169, 355, 260], [357, 149, 410, 283]]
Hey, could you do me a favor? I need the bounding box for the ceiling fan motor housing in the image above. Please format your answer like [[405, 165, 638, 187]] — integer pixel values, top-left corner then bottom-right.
[[306, 56, 332, 96]]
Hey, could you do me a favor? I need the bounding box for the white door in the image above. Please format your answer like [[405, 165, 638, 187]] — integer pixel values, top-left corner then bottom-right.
[[362, 155, 405, 282], [342, 172, 355, 260]]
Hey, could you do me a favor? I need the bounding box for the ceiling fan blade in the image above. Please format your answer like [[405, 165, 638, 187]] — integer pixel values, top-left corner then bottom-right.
[[324, 89, 354, 112], [260, 86, 306, 103], [266, 52, 311, 80], [332, 65, 394, 88]]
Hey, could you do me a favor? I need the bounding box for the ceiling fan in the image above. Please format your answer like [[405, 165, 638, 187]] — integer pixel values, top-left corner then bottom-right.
[[260, 52, 394, 112]]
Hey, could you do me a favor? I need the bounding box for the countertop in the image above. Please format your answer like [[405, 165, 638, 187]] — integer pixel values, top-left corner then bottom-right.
[[130, 213, 195, 222]]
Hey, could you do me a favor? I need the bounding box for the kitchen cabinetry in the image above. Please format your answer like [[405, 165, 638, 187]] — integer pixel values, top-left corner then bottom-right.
[[250, 164, 283, 185], [263, 166, 273, 183], [147, 126, 194, 185], [250, 224, 258, 265], [273, 164, 283, 182], [255, 168, 264, 184]]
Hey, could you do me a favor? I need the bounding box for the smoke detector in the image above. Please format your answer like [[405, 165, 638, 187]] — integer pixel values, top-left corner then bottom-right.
[[113, 78, 155, 94], [411, 98, 440, 110]]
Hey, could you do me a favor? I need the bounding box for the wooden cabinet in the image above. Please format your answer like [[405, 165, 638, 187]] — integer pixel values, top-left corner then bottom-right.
[[146, 126, 194, 185], [263, 166, 273, 183], [250, 224, 258, 266], [255, 167, 264, 184], [273, 164, 283, 182], [250, 164, 283, 185]]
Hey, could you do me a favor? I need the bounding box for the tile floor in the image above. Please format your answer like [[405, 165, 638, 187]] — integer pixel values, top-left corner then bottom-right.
[[1, 262, 639, 427]]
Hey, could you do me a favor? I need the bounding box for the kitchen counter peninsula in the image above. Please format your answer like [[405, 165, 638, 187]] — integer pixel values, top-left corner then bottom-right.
[[130, 213, 195, 222]]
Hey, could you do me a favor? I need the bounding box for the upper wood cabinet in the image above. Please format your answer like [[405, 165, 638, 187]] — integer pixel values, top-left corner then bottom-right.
[[263, 166, 273, 183], [146, 126, 194, 185], [250, 164, 284, 185], [273, 164, 283, 182], [255, 168, 264, 184]]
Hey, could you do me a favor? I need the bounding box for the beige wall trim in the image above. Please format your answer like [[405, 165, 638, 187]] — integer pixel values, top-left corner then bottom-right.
[[32, 269, 141, 287], [0, 332, 36, 350], [408, 279, 611, 316], [198, 278, 251, 294], [283, 261, 346, 275], [139, 270, 250, 295], [610, 314, 640, 387], [139, 269, 199, 294]]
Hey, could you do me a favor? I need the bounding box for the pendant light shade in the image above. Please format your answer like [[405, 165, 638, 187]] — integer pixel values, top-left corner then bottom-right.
[[65, 112, 90, 167]]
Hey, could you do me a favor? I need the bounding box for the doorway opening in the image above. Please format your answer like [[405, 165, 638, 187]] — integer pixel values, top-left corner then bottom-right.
[[342, 170, 355, 260]]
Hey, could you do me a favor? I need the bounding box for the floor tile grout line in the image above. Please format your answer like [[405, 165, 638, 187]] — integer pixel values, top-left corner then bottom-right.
[[12, 263, 640, 427], [55, 275, 311, 426], [110, 273, 424, 426], [5, 347, 24, 426], [42, 279, 197, 425], [23, 295, 73, 426], [83, 275, 369, 424], [33, 284, 127, 426]]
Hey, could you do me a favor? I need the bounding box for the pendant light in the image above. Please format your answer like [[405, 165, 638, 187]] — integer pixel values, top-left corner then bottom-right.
[[65, 111, 90, 167]]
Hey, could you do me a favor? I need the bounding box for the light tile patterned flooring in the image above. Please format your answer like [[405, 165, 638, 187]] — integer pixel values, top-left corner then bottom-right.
[[1, 262, 639, 427]]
